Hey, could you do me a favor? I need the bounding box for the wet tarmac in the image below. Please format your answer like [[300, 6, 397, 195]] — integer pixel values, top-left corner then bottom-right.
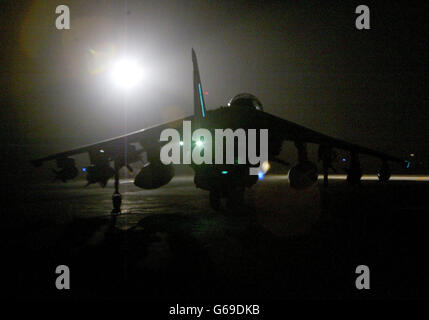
[[1, 175, 428, 299]]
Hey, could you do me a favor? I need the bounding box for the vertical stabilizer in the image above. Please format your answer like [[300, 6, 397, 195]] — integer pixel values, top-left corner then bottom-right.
[[192, 49, 207, 118]]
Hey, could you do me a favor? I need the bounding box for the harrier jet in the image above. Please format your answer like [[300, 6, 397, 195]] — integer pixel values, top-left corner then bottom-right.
[[32, 49, 406, 212]]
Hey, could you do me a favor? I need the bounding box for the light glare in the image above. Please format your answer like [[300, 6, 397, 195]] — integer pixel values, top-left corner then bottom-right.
[[110, 58, 143, 90]]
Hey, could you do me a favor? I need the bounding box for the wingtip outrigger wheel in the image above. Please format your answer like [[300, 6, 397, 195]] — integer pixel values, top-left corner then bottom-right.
[[111, 160, 122, 215], [111, 192, 122, 215]]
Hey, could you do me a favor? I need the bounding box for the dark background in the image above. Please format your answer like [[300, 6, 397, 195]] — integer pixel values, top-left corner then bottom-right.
[[0, 0, 427, 180], [0, 0, 428, 302]]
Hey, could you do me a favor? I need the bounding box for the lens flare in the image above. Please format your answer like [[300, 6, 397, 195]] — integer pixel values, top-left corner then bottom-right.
[[261, 160, 270, 173]]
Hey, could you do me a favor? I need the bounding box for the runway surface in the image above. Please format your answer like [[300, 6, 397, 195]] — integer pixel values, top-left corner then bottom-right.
[[1, 175, 428, 299]]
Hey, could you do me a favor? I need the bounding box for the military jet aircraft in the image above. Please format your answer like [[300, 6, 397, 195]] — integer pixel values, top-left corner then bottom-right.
[[32, 49, 406, 212]]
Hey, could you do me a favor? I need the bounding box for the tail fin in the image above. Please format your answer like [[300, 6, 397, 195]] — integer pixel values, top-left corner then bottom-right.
[[192, 48, 207, 118]]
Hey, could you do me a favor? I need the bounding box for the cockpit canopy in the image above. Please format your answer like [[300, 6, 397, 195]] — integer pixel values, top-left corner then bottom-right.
[[227, 93, 263, 111]]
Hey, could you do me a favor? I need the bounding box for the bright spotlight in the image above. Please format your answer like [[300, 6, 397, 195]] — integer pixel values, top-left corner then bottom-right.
[[196, 140, 203, 147], [110, 58, 143, 90]]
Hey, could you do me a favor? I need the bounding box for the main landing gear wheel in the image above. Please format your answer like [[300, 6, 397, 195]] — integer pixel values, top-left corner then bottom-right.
[[226, 186, 244, 209], [209, 190, 221, 211], [209, 186, 244, 211]]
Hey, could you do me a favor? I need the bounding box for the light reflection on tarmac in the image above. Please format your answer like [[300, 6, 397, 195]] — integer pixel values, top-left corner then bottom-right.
[[118, 174, 429, 184], [261, 174, 429, 181]]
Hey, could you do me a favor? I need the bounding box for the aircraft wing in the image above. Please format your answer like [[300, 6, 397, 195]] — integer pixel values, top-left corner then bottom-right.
[[256, 110, 404, 163], [31, 116, 192, 167], [32, 109, 404, 167]]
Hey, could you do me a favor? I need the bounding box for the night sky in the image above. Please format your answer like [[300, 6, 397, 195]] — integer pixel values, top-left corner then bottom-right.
[[0, 0, 427, 180]]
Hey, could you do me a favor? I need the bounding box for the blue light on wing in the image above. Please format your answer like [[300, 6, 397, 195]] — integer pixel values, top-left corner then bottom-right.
[[198, 83, 206, 117]]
